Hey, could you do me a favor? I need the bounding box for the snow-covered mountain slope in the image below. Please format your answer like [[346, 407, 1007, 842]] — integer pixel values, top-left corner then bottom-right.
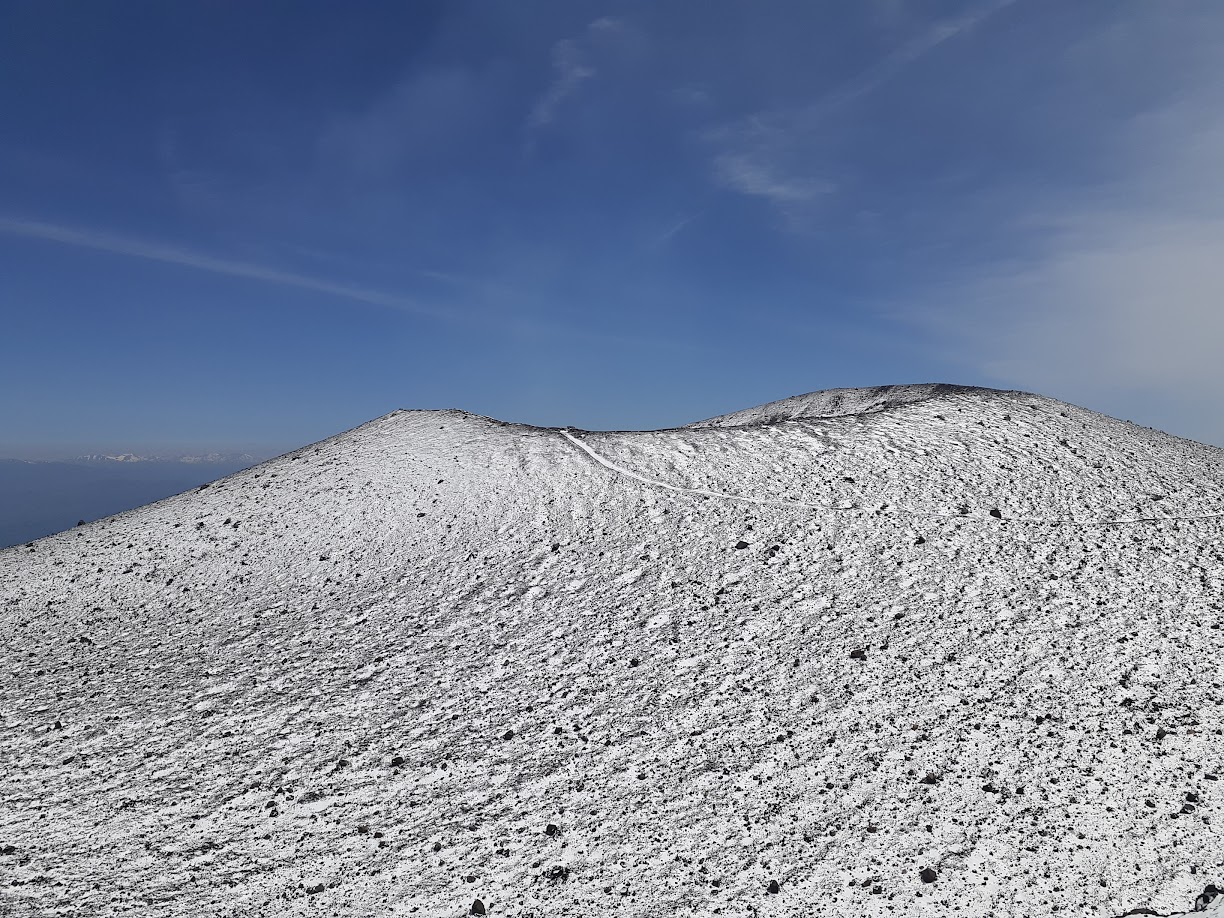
[[1, 385, 1222, 918], [687, 383, 992, 427]]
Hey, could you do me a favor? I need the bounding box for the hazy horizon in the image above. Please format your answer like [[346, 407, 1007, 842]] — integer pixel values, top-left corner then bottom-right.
[[0, 454, 261, 548]]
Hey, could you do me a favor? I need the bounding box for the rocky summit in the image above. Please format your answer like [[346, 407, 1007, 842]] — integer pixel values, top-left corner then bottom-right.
[[1, 385, 1222, 917]]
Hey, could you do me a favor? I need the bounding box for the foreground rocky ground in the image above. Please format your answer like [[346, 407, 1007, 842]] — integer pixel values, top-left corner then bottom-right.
[[1, 385, 1221, 917]]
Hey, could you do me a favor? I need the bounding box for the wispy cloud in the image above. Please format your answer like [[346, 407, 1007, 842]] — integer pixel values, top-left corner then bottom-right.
[[707, 1, 1015, 210], [809, 0, 1016, 120], [711, 149, 836, 205], [905, 95, 1224, 446], [651, 212, 702, 249], [527, 38, 595, 130], [0, 216, 452, 319], [525, 18, 623, 145], [0, 215, 699, 356], [319, 67, 498, 180]]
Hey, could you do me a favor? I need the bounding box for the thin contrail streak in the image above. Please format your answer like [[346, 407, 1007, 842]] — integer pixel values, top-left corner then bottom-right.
[[0, 215, 451, 320]]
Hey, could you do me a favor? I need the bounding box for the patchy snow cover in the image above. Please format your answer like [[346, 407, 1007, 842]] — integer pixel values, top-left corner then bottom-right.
[[0, 385, 1222, 918]]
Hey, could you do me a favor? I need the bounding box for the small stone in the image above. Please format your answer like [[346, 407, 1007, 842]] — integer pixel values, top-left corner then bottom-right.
[[919, 867, 937, 884], [849, 648, 867, 660], [433, 841, 443, 852], [989, 508, 1003, 519], [767, 879, 780, 894], [471, 900, 487, 916], [390, 755, 405, 767], [734, 540, 750, 550], [913, 536, 926, 545], [919, 773, 939, 785], [1195, 886, 1220, 911], [545, 823, 560, 837], [502, 730, 515, 741]]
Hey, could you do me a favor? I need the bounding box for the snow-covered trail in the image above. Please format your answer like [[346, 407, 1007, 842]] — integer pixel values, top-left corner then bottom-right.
[[559, 428, 859, 512], [559, 427, 1224, 528]]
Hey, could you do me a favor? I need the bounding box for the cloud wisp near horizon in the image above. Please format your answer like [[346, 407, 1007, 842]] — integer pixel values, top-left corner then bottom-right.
[[3, 1, 1223, 452], [903, 8, 1224, 443]]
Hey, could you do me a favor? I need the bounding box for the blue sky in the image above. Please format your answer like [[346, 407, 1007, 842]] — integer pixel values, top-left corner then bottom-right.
[[3, 0, 1224, 455]]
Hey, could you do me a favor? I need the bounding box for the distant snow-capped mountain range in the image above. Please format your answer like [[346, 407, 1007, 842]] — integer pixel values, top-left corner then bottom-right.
[[0, 452, 267, 549], [72, 452, 263, 464]]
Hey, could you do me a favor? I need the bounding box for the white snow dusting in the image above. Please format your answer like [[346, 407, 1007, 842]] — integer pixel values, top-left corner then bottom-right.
[[0, 385, 1222, 917]]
